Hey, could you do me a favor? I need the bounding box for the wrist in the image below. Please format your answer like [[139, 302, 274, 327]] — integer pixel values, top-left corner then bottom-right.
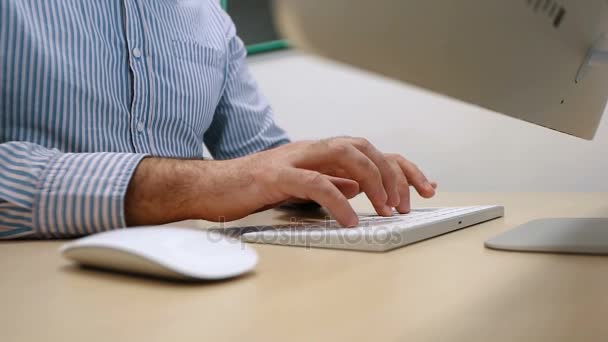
[[125, 158, 208, 225], [181, 157, 258, 220]]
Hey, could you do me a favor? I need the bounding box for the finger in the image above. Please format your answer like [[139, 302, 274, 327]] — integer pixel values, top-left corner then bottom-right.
[[287, 174, 360, 200], [333, 146, 391, 216], [390, 160, 411, 214], [277, 168, 358, 227], [392, 155, 436, 198], [303, 140, 391, 216], [325, 175, 360, 199], [345, 137, 401, 207]]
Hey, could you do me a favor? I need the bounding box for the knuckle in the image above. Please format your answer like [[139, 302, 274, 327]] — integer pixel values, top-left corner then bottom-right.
[[386, 159, 399, 174], [357, 155, 372, 169], [317, 138, 331, 147], [411, 163, 427, 180], [357, 158, 380, 178], [304, 171, 324, 187], [400, 157, 419, 172], [393, 164, 406, 180], [313, 139, 331, 152], [390, 173, 403, 187], [396, 155, 409, 164], [398, 156, 423, 174], [354, 137, 372, 150], [390, 158, 402, 170], [319, 184, 337, 198], [399, 175, 410, 187], [328, 141, 350, 155], [370, 166, 383, 182]]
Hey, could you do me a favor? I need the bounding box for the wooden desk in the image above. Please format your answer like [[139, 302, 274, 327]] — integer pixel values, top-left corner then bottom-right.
[[2, 193, 608, 342]]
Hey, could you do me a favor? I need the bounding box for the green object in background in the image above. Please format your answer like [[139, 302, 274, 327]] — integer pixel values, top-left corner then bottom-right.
[[221, 0, 289, 56], [246, 40, 289, 55]]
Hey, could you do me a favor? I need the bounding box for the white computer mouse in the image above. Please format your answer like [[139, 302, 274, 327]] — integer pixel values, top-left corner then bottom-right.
[[60, 227, 258, 280]]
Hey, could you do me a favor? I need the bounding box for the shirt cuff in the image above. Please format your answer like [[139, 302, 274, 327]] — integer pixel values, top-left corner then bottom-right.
[[33, 152, 147, 238]]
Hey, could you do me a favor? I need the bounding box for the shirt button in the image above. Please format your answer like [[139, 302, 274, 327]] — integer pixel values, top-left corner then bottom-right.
[[132, 47, 142, 58], [136, 121, 145, 132]]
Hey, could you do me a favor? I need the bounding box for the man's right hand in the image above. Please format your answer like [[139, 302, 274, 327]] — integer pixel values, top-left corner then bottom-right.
[[125, 137, 437, 227]]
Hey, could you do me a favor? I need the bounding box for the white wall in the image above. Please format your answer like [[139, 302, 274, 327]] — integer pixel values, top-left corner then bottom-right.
[[247, 50, 608, 192]]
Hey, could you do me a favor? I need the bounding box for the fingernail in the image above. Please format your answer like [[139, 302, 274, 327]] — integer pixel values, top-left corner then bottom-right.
[[383, 205, 393, 216], [347, 215, 359, 227]]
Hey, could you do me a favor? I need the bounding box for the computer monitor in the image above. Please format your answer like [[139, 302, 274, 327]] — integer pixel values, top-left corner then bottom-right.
[[273, 0, 608, 139], [273, 0, 608, 254]]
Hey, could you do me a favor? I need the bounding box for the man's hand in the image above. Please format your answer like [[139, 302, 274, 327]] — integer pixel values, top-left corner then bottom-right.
[[125, 137, 437, 227]]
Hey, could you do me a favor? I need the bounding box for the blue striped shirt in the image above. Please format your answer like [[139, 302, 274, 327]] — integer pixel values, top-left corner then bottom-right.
[[0, 0, 289, 239]]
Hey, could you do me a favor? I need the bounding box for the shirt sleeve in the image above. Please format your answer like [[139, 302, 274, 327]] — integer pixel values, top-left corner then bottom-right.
[[0, 142, 147, 239], [203, 14, 290, 160]]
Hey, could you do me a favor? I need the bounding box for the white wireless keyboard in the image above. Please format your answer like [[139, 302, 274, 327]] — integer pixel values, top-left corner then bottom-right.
[[223, 206, 504, 252]]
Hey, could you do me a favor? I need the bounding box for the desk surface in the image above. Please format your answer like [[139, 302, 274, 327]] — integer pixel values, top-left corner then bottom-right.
[[2, 193, 608, 342]]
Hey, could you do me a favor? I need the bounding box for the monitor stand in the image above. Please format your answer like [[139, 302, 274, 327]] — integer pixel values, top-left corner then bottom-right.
[[485, 218, 608, 255], [576, 34, 608, 82]]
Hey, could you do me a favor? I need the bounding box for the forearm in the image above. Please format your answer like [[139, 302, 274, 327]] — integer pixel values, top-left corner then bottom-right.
[[125, 158, 201, 226], [124, 157, 256, 226]]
